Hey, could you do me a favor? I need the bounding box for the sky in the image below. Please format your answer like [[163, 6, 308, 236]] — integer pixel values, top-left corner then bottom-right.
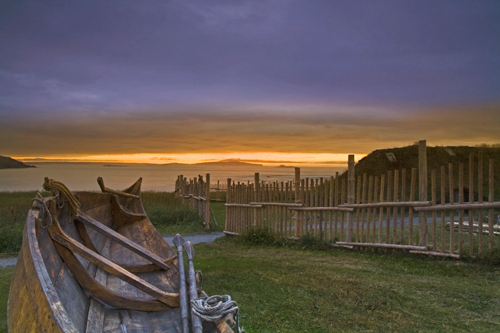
[[1, 0, 499, 165]]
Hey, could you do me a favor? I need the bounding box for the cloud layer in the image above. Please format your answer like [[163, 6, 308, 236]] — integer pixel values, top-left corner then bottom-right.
[[1, 1, 499, 158]]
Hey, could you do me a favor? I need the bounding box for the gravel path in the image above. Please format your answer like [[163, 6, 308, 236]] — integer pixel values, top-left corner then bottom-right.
[[163, 232, 225, 246], [0, 232, 226, 268]]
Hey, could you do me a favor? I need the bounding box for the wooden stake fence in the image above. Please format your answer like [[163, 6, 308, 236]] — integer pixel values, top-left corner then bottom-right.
[[175, 141, 500, 258]]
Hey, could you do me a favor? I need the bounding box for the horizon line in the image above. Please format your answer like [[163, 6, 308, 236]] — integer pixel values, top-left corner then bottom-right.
[[12, 153, 362, 166]]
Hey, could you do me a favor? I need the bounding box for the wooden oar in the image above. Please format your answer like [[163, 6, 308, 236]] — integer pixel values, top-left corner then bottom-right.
[[184, 241, 203, 333], [173, 234, 189, 333]]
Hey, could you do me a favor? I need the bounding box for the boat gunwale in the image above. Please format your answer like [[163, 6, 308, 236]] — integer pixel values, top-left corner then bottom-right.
[[15, 206, 79, 332]]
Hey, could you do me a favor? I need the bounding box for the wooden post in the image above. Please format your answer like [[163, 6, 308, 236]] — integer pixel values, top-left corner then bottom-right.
[[341, 177, 346, 242], [205, 174, 210, 229], [192, 178, 197, 211], [217, 180, 220, 201], [346, 155, 355, 242], [198, 175, 203, 217], [334, 173, 339, 240], [225, 179, 231, 232], [448, 163, 455, 253], [330, 175, 334, 241], [301, 179, 305, 236], [431, 170, 437, 251], [392, 170, 399, 244], [458, 164, 464, 253], [366, 175, 373, 243], [418, 140, 428, 247], [255, 173, 260, 228], [355, 175, 361, 242], [469, 153, 474, 256], [400, 169, 406, 244], [372, 176, 379, 243], [385, 171, 393, 244], [319, 177, 324, 238], [409, 168, 416, 245], [361, 173, 367, 242], [440, 166, 446, 253], [378, 174, 385, 243], [488, 159, 494, 250], [478, 151, 484, 254], [175, 175, 180, 199], [295, 168, 301, 237]]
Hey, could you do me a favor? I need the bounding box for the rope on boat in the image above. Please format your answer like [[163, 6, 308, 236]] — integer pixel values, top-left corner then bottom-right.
[[32, 194, 52, 229], [191, 295, 244, 333], [43, 177, 81, 217]]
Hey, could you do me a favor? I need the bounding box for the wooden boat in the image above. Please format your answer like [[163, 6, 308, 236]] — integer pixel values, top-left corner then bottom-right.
[[8, 177, 238, 332]]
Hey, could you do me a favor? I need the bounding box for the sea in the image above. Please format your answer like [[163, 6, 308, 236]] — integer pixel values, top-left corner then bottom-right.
[[0, 163, 348, 192]]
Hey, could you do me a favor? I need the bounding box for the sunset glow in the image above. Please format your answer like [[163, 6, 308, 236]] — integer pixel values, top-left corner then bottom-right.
[[14, 152, 366, 166]]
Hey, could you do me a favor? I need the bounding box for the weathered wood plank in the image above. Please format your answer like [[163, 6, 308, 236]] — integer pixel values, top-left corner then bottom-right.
[[249, 202, 303, 207], [53, 263, 89, 332], [110, 195, 146, 226], [289, 206, 354, 212], [409, 250, 460, 259], [414, 202, 500, 211], [77, 213, 174, 271], [50, 229, 180, 307], [98, 176, 140, 199], [85, 298, 105, 333], [336, 242, 427, 251], [14, 209, 79, 332], [103, 309, 153, 333]]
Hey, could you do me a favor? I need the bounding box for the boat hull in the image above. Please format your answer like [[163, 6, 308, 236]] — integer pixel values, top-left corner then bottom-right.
[[8, 179, 234, 332]]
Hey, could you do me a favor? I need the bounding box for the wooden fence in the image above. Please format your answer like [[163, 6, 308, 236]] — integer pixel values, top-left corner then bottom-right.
[[175, 174, 211, 229], [176, 141, 500, 258]]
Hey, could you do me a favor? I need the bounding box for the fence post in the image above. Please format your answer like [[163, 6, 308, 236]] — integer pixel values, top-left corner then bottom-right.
[[175, 175, 180, 198], [346, 155, 355, 242], [205, 173, 210, 230], [295, 167, 301, 237], [418, 140, 428, 247], [198, 175, 203, 218], [255, 173, 260, 228], [225, 178, 231, 233]]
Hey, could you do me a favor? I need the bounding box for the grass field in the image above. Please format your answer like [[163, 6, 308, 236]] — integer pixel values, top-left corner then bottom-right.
[[1, 239, 499, 332], [196, 239, 500, 332], [1, 192, 500, 332]]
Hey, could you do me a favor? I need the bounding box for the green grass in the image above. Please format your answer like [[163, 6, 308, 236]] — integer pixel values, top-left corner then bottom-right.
[[0, 191, 45, 254], [209, 201, 226, 231], [3, 240, 499, 332], [196, 238, 500, 332], [141, 191, 207, 235], [141, 192, 226, 235], [0, 267, 14, 333]]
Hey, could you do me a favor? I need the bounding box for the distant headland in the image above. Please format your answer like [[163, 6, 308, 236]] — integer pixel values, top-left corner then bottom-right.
[[0, 156, 36, 169]]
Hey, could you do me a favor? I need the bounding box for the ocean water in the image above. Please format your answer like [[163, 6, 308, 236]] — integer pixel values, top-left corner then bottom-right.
[[0, 163, 347, 192]]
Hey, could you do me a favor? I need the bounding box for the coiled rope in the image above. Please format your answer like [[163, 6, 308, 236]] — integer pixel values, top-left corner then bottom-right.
[[191, 295, 244, 332], [43, 177, 81, 217]]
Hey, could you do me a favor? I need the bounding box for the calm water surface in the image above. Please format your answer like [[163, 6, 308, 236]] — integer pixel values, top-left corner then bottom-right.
[[0, 163, 347, 192]]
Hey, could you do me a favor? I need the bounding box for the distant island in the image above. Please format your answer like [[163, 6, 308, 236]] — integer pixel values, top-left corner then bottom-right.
[[0, 156, 36, 169], [194, 159, 263, 167]]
